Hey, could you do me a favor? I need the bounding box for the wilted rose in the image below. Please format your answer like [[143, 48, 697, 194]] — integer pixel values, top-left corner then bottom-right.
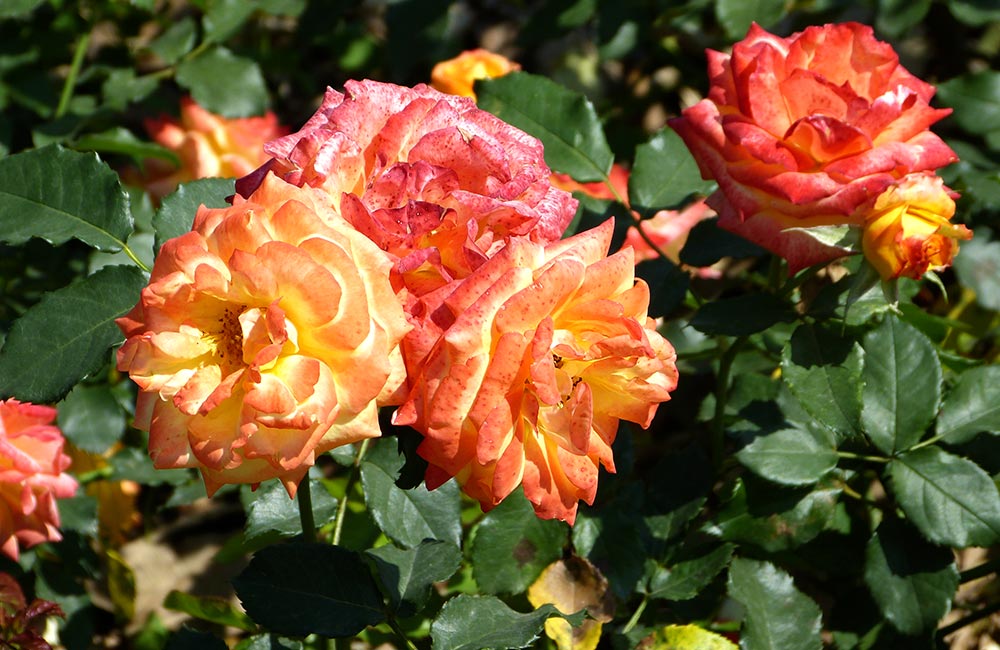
[[394, 222, 678, 523], [861, 174, 972, 279], [117, 175, 410, 496], [670, 22, 958, 272], [138, 97, 287, 199], [236, 80, 577, 297], [430, 49, 521, 99], [0, 399, 77, 560]]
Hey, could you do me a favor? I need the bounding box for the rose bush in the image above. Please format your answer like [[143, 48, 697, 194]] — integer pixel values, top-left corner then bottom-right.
[[861, 173, 973, 279], [430, 49, 520, 99], [670, 22, 960, 272], [137, 97, 287, 199], [394, 221, 678, 523], [0, 400, 77, 561], [236, 80, 577, 297], [116, 174, 410, 496]]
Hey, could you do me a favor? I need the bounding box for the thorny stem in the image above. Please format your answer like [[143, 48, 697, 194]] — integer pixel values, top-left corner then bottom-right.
[[297, 474, 316, 543], [960, 558, 1000, 584], [123, 244, 152, 273], [332, 439, 370, 546], [835, 450, 891, 464], [56, 31, 90, 119]]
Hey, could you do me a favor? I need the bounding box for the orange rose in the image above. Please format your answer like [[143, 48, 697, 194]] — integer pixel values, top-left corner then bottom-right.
[[550, 163, 629, 202], [394, 222, 678, 523], [0, 399, 78, 560], [117, 175, 410, 496], [139, 97, 287, 199], [430, 49, 521, 99], [236, 81, 576, 298], [624, 200, 716, 266], [670, 22, 958, 272], [861, 174, 972, 280]]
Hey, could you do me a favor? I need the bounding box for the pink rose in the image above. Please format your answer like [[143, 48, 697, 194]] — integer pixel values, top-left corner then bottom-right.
[[117, 175, 410, 497], [0, 400, 78, 560], [236, 80, 577, 297], [394, 222, 678, 523], [670, 22, 958, 272]]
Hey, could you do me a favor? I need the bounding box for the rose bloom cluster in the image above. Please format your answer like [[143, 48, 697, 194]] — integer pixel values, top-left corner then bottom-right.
[[119, 79, 678, 522], [670, 22, 971, 279], [0, 399, 77, 561]]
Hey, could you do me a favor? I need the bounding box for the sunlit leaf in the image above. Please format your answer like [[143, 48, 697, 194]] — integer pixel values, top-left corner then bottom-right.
[[728, 558, 822, 650], [431, 594, 585, 650]]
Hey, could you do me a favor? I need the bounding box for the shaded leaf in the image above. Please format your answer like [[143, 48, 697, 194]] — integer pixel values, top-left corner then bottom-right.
[[147, 17, 197, 65], [360, 438, 461, 548], [243, 478, 338, 545], [715, 0, 787, 37], [629, 128, 714, 216], [938, 71, 1000, 134], [477, 72, 613, 182], [642, 444, 713, 542], [73, 128, 178, 167], [863, 517, 958, 635], [0, 145, 133, 251], [888, 446, 1000, 547], [57, 383, 126, 454], [861, 315, 941, 454], [936, 365, 1000, 444], [679, 218, 765, 267], [153, 178, 235, 255], [367, 540, 462, 617], [0, 265, 146, 403], [431, 594, 585, 650], [470, 487, 568, 595], [234, 635, 303, 650], [647, 543, 734, 602], [727, 558, 822, 650], [690, 293, 796, 336], [165, 590, 256, 632], [952, 237, 1000, 311], [233, 542, 385, 638], [781, 323, 863, 440], [736, 427, 838, 486]]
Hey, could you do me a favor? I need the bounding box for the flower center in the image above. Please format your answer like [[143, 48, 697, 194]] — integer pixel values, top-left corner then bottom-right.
[[215, 305, 246, 365]]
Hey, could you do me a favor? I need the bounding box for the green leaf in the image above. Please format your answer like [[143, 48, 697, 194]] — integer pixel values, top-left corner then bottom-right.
[[727, 558, 823, 650], [243, 478, 338, 545], [102, 69, 159, 111], [476, 72, 613, 183], [73, 128, 179, 167], [0, 0, 44, 17], [781, 224, 859, 251], [644, 625, 737, 650], [863, 517, 958, 635], [629, 128, 714, 215], [234, 635, 303, 650], [164, 590, 257, 632], [469, 487, 568, 595], [57, 383, 126, 454], [153, 178, 236, 255], [937, 365, 1000, 444], [679, 218, 765, 267], [110, 446, 191, 486], [711, 479, 842, 552], [360, 438, 461, 549], [0, 145, 133, 252], [176, 46, 268, 118], [57, 495, 99, 536], [233, 542, 385, 638], [636, 256, 689, 318], [781, 323, 863, 440], [949, 0, 1000, 25], [952, 236, 1000, 311], [203, 0, 258, 43], [888, 446, 1000, 547], [736, 427, 838, 486], [430, 594, 585, 650], [367, 540, 462, 617], [647, 543, 734, 602], [689, 293, 796, 336], [876, 0, 933, 37], [165, 628, 227, 650], [715, 0, 787, 38], [572, 485, 648, 599], [0, 265, 146, 403], [860, 315, 941, 454], [147, 17, 198, 65], [938, 71, 1000, 135]]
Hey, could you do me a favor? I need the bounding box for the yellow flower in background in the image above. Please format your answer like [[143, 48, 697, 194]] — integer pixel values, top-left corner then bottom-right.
[[430, 48, 520, 99]]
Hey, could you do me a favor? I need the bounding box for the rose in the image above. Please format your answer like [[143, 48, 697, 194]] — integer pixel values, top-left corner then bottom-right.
[[670, 22, 958, 272], [624, 200, 715, 267], [861, 174, 972, 279], [0, 399, 78, 560], [550, 163, 630, 202], [236, 80, 577, 297], [137, 97, 287, 199], [394, 222, 678, 523], [116, 174, 410, 496], [430, 49, 520, 99]]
